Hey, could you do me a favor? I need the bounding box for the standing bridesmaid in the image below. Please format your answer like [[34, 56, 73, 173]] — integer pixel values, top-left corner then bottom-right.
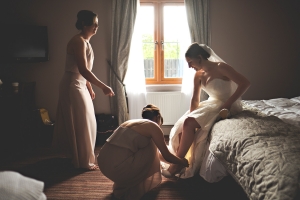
[[53, 10, 114, 170]]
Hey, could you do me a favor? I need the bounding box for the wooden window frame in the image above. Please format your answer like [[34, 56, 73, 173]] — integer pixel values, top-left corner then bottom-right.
[[141, 0, 185, 85]]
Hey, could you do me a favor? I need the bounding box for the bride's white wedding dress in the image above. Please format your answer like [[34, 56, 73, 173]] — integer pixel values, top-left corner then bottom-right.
[[165, 78, 242, 181]]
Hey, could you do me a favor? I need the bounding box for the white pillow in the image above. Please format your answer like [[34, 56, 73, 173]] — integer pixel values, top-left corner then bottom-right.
[[0, 171, 46, 200]]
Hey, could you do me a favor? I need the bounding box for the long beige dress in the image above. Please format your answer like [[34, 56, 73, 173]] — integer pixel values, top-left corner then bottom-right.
[[98, 126, 162, 200], [52, 41, 97, 169]]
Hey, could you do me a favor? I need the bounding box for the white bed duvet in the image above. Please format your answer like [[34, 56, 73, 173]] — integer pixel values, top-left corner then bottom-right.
[[200, 96, 300, 200], [242, 97, 300, 128]]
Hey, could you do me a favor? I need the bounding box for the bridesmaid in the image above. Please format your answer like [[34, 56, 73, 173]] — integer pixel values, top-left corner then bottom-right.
[[53, 10, 114, 170], [98, 104, 189, 200]]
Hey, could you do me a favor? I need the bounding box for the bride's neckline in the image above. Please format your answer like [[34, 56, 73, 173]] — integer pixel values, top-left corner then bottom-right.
[[202, 78, 230, 87]]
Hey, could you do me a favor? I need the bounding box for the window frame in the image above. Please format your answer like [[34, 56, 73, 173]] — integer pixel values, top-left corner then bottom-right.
[[140, 0, 185, 85]]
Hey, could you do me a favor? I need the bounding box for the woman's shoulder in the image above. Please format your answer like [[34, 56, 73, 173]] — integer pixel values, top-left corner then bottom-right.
[[121, 119, 160, 138], [68, 35, 86, 46], [122, 119, 160, 132], [194, 69, 205, 79], [67, 35, 86, 54], [122, 119, 155, 126], [216, 62, 232, 70]]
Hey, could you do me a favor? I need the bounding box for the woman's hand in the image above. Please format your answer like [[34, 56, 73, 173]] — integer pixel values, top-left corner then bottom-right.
[[88, 89, 96, 100], [102, 86, 115, 97], [218, 63, 251, 108], [86, 81, 95, 100], [219, 102, 231, 111], [219, 108, 230, 119], [181, 157, 189, 167]]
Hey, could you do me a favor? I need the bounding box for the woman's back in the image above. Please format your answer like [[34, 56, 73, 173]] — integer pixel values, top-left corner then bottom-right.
[[64, 35, 94, 73], [98, 119, 162, 200], [120, 119, 158, 138], [106, 125, 150, 152]]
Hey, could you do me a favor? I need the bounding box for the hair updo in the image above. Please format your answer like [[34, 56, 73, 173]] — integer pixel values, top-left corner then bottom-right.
[[142, 104, 163, 124], [185, 42, 210, 60], [75, 10, 98, 30]]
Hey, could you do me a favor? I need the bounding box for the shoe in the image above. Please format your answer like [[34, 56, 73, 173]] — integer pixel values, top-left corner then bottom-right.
[[161, 167, 185, 179], [87, 164, 99, 171]]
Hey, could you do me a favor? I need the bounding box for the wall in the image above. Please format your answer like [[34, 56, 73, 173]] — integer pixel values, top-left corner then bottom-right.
[[0, 0, 112, 120], [210, 0, 300, 100], [0, 0, 299, 120]]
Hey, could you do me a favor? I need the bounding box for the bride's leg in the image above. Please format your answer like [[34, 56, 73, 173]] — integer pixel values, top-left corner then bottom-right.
[[176, 117, 200, 158], [167, 117, 200, 175]]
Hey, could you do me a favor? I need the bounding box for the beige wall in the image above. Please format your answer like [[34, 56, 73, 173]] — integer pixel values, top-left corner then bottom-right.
[[210, 0, 300, 100], [0, 0, 112, 120], [0, 0, 299, 120]]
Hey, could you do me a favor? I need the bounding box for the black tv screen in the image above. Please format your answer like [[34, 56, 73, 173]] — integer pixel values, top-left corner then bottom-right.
[[0, 25, 49, 63]]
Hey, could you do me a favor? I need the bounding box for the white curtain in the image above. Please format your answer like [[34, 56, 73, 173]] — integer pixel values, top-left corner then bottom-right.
[[180, 62, 194, 115], [179, 4, 193, 116], [124, 0, 147, 120], [184, 0, 210, 102]]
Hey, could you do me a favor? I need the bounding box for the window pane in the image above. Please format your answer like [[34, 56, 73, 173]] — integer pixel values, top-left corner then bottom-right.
[[140, 6, 155, 78], [163, 5, 190, 78]]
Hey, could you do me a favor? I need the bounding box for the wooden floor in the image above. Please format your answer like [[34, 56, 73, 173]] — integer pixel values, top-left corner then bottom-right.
[[0, 143, 249, 200]]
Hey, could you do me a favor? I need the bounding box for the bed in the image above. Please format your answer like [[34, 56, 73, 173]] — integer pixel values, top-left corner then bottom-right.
[[208, 97, 300, 200]]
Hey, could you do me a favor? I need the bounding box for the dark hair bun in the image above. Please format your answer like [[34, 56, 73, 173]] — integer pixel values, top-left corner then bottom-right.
[[142, 104, 163, 124], [185, 42, 210, 60], [75, 10, 97, 30]]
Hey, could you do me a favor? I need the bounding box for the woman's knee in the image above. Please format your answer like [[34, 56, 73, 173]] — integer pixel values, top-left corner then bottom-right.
[[183, 117, 200, 130]]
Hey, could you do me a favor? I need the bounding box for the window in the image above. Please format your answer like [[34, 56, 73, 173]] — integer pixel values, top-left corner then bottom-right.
[[140, 0, 190, 84]]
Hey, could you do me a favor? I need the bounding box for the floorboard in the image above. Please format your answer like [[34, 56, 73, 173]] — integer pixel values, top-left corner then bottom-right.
[[0, 143, 249, 200]]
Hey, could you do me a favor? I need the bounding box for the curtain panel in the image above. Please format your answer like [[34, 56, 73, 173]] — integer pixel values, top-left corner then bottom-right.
[[184, 0, 210, 101], [124, 0, 147, 120], [109, 0, 137, 125]]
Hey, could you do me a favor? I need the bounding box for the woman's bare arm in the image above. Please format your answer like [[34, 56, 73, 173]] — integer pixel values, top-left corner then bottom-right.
[[190, 71, 202, 112], [218, 63, 250, 109], [71, 37, 114, 96], [86, 81, 95, 99], [146, 123, 189, 167]]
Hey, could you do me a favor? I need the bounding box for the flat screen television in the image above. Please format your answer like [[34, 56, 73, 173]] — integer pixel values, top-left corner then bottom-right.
[[0, 24, 49, 63]]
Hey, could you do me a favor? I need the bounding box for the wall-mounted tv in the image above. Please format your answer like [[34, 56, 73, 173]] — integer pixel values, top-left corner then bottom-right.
[[0, 24, 49, 63]]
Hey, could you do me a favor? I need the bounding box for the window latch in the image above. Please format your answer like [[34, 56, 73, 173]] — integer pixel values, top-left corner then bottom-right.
[[161, 40, 164, 50]]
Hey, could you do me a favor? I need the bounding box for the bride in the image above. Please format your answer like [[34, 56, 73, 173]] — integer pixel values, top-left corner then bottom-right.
[[161, 43, 251, 180]]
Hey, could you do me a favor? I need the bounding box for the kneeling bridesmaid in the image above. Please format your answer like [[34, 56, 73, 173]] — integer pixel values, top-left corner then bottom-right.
[[98, 104, 189, 200]]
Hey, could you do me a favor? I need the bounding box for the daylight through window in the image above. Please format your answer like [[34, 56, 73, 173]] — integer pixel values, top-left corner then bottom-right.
[[140, 1, 190, 84]]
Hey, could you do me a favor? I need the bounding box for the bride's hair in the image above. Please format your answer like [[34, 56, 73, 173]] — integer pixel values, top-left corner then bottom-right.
[[75, 10, 98, 30], [185, 42, 210, 60], [142, 104, 163, 124]]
